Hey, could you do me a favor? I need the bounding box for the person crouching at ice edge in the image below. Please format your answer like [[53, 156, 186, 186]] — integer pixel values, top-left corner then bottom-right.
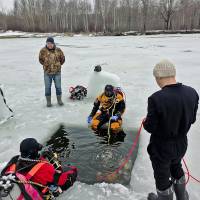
[[87, 84, 126, 133], [1, 138, 77, 199], [39, 37, 65, 107], [143, 60, 199, 200]]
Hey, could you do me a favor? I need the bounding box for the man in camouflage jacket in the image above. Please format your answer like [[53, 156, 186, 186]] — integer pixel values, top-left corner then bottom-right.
[[39, 37, 65, 107]]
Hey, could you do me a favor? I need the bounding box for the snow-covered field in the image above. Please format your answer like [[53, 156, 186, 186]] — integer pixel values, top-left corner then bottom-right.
[[0, 34, 200, 199]]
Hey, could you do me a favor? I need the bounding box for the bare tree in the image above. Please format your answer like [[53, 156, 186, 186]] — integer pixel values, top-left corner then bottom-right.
[[100, 0, 108, 32], [141, 0, 150, 33], [78, 0, 91, 32], [1, 0, 200, 33], [159, 0, 176, 30]]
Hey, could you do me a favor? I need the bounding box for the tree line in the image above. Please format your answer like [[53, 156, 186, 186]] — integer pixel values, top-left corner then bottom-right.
[[0, 0, 200, 33]]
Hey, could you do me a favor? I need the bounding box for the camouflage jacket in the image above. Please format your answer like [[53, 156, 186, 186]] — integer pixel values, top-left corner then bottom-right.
[[39, 46, 65, 74]]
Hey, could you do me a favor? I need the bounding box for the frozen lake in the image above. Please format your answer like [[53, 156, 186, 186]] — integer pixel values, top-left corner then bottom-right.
[[0, 34, 200, 199]]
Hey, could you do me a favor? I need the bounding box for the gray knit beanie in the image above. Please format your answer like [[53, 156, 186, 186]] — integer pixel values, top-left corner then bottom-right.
[[153, 60, 176, 78]]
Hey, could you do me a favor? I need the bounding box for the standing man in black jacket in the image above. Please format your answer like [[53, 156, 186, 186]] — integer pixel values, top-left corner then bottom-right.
[[143, 60, 199, 200]]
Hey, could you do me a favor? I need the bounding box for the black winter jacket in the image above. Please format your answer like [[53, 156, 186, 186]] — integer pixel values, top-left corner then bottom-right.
[[144, 83, 199, 143]]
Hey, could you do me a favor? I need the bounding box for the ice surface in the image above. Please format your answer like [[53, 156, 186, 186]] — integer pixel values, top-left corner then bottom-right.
[[0, 34, 200, 199]]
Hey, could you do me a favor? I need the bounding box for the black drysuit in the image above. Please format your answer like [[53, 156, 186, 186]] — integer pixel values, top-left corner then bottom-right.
[[143, 83, 199, 191]]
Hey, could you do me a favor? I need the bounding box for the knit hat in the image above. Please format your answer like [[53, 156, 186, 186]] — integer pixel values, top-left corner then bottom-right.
[[46, 37, 54, 44], [153, 60, 176, 78]]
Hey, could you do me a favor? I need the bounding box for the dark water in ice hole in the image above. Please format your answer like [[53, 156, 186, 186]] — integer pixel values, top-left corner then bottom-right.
[[45, 125, 139, 186]]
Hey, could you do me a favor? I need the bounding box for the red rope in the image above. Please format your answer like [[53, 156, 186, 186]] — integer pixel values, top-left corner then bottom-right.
[[183, 158, 190, 185], [113, 120, 143, 174], [183, 158, 200, 185], [98, 119, 143, 181], [98, 119, 200, 186], [189, 174, 200, 184]]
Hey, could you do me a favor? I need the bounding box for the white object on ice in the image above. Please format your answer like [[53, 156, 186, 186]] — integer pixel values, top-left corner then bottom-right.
[[0, 86, 13, 124], [87, 69, 121, 100]]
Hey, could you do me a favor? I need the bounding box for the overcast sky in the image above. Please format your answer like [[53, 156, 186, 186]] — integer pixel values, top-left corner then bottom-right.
[[0, 0, 14, 10]]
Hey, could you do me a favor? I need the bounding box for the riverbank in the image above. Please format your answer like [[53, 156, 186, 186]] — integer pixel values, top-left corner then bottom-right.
[[1, 29, 200, 39]]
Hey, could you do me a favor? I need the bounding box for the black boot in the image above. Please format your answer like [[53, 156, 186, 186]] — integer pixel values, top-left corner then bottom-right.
[[173, 176, 189, 200], [148, 186, 173, 200], [46, 96, 52, 107]]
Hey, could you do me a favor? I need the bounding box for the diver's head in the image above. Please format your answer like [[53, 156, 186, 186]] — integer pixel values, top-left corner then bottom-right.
[[104, 85, 115, 98], [20, 138, 43, 159]]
